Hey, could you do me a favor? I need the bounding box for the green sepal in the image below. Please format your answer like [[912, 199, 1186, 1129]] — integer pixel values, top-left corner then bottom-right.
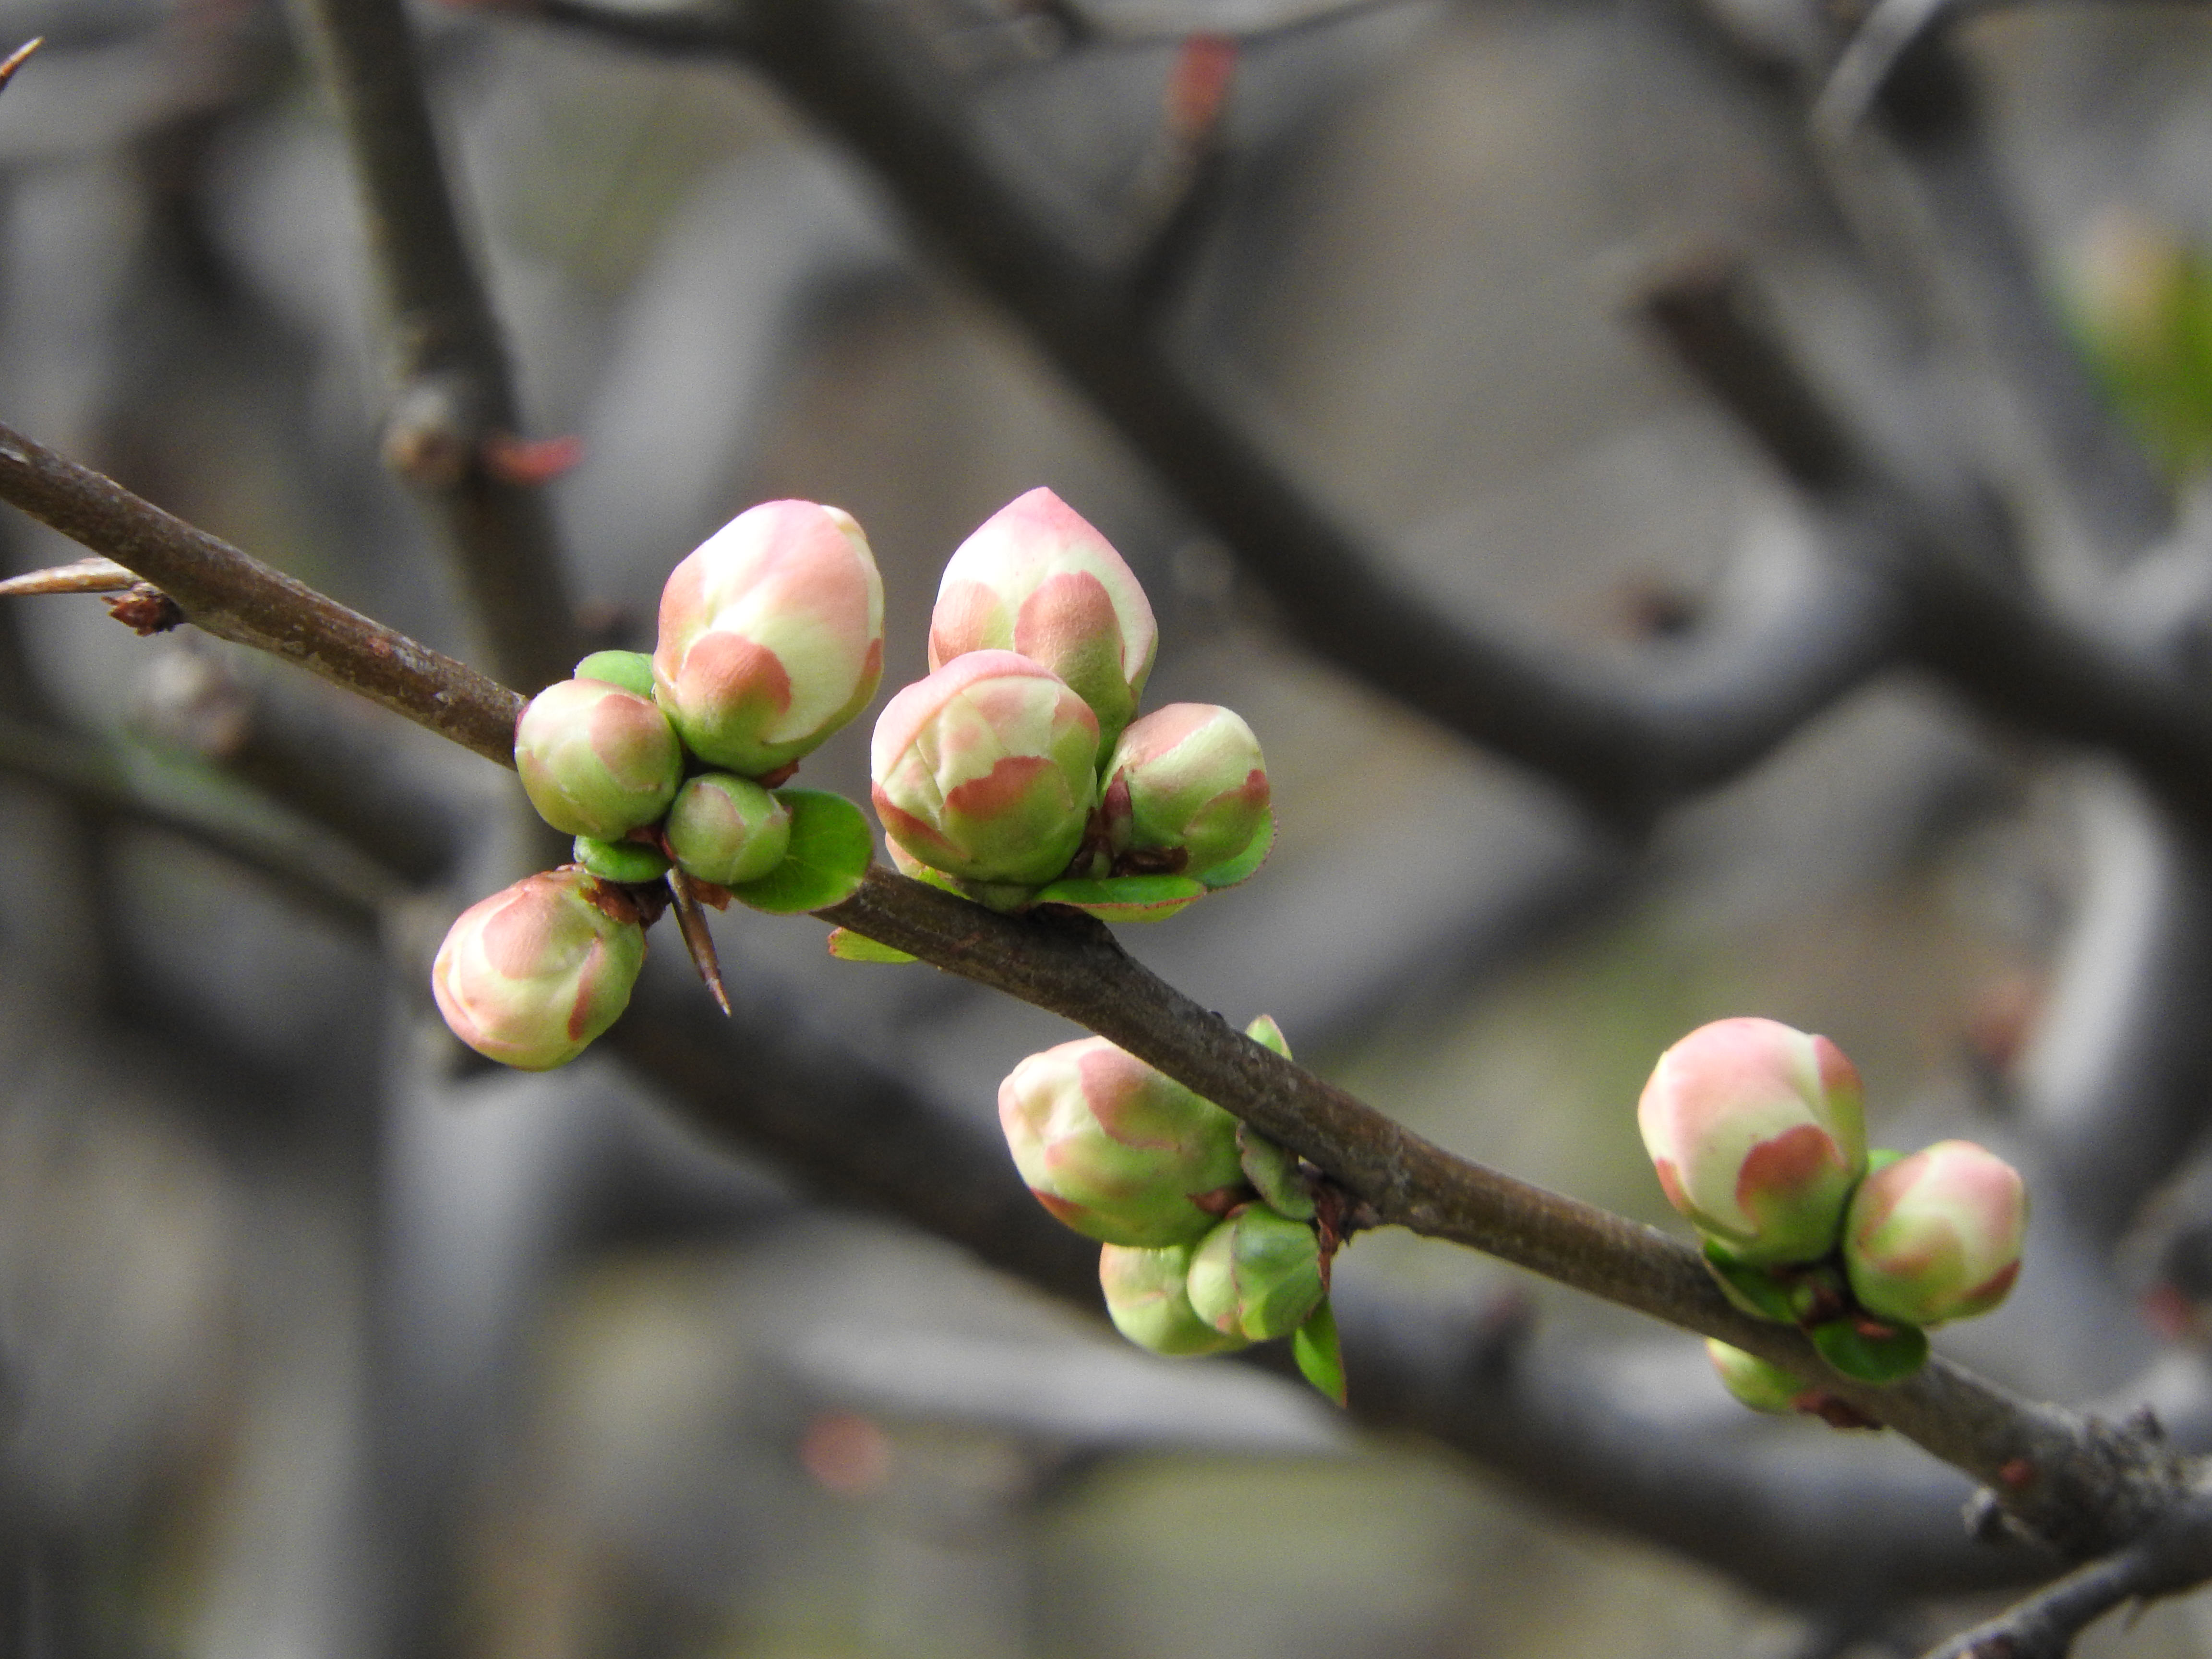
[[1808, 1317, 1928, 1384], [1702, 1243, 1798, 1324], [1030, 874, 1205, 922], [573, 834, 671, 883], [1292, 1297, 1346, 1407], [827, 927, 918, 964], [573, 650, 656, 698], [1193, 810, 1274, 890], [1865, 1147, 1905, 1176], [730, 790, 872, 913], [1243, 1013, 1291, 1059], [1238, 1123, 1314, 1220]]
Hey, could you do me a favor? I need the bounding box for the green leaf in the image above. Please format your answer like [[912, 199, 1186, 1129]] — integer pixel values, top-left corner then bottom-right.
[[1865, 1147, 1904, 1176], [731, 790, 873, 913], [1292, 1298, 1346, 1407], [1031, 873, 1205, 922], [1808, 1317, 1928, 1384], [1238, 1124, 1314, 1220], [1243, 1013, 1292, 1060], [572, 834, 671, 884], [1194, 810, 1274, 890], [828, 927, 917, 964], [573, 649, 656, 698], [1701, 1244, 1798, 1324]]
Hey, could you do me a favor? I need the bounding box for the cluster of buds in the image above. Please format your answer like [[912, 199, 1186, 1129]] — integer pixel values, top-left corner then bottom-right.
[[999, 1016, 1345, 1401], [434, 500, 885, 1069], [870, 489, 1272, 918], [1638, 1018, 2028, 1406]]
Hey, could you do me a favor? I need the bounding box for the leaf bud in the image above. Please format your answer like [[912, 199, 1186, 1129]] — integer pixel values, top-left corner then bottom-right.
[[872, 650, 1099, 888], [515, 678, 684, 839], [1104, 703, 1269, 877], [664, 773, 793, 886], [998, 1035, 1243, 1246], [653, 500, 886, 776], [431, 868, 646, 1070], [1637, 1017, 1866, 1266], [1843, 1140, 2027, 1326], [1099, 1241, 1250, 1356], [573, 834, 670, 884], [1705, 1340, 1806, 1414], [1185, 1204, 1326, 1342]]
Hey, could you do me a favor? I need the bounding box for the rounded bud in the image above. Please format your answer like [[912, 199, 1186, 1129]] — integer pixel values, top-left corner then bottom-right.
[[653, 500, 886, 776], [515, 678, 684, 840], [1105, 703, 1269, 876], [664, 773, 793, 886], [928, 488, 1157, 750], [573, 649, 656, 698], [998, 1035, 1243, 1246], [1637, 1017, 1867, 1266], [872, 650, 1099, 887], [1186, 1205, 1325, 1341], [431, 868, 646, 1070], [1844, 1140, 2027, 1326], [1100, 1242, 1250, 1357], [573, 834, 670, 884], [1705, 1340, 1806, 1415]]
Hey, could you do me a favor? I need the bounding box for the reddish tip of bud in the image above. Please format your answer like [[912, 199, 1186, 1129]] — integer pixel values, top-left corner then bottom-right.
[[1998, 1457, 2035, 1489], [482, 431, 585, 484]]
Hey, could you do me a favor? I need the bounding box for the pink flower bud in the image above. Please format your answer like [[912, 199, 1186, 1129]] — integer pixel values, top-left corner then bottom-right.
[[928, 488, 1157, 748], [663, 773, 792, 886], [653, 500, 886, 776], [1185, 1205, 1325, 1341], [431, 868, 647, 1070], [515, 678, 684, 840], [1104, 703, 1269, 876], [1637, 1017, 1867, 1266], [871, 650, 1099, 888], [1844, 1141, 2027, 1326], [1100, 1242, 1250, 1356], [998, 1035, 1244, 1246], [1705, 1340, 1805, 1414]]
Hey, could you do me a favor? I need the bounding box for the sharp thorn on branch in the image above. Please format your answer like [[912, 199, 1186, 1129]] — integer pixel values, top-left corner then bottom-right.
[[0, 556, 138, 596], [666, 867, 732, 1016], [0, 36, 43, 94]]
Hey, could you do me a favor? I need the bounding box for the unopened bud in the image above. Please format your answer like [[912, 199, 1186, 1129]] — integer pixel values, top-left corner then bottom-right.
[[998, 1035, 1243, 1246], [653, 500, 885, 776], [664, 773, 793, 886], [1844, 1140, 2026, 1326], [1100, 1241, 1250, 1356], [515, 678, 684, 840], [1637, 1017, 1866, 1266], [1185, 1204, 1325, 1341], [573, 649, 656, 698], [1705, 1340, 1806, 1414], [431, 868, 646, 1070], [1104, 703, 1269, 876]]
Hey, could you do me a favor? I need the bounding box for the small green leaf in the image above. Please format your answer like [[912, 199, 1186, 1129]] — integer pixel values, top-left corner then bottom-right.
[[573, 834, 671, 883], [731, 790, 873, 913], [573, 649, 656, 698], [828, 927, 917, 964], [1702, 1244, 1798, 1324], [1238, 1124, 1314, 1220], [1194, 810, 1274, 890], [1292, 1298, 1346, 1407], [1031, 873, 1205, 922], [1808, 1317, 1928, 1384], [1865, 1147, 1904, 1176], [1243, 1013, 1292, 1060]]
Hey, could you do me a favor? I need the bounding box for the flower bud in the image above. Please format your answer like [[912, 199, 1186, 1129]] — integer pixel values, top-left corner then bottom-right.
[[1104, 704, 1269, 876], [872, 650, 1099, 887], [573, 834, 670, 884], [431, 868, 646, 1070], [1843, 1140, 2026, 1326], [1100, 1242, 1249, 1356], [515, 678, 684, 839], [663, 773, 792, 886], [1637, 1017, 1866, 1266], [653, 500, 885, 776], [1705, 1340, 1805, 1415], [573, 649, 656, 698], [998, 1035, 1243, 1246], [1186, 1205, 1325, 1341], [928, 488, 1156, 748]]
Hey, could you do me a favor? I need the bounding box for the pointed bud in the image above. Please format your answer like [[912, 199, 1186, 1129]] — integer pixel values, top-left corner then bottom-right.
[[928, 488, 1156, 749], [1705, 1341, 1806, 1414], [664, 773, 793, 885], [1637, 1018, 1866, 1266], [653, 500, 886, 775], [998, 1035, 1244, 1246], [872, 650, 1099, 888], [1844, 1140, 2027, 1326], [1186, 1205, 1325, 1341], [1100, 1242, 1250, 1356], [515, 678, 684, 839], [1104, 703, 1269, 876], [432, 868, 646, 1070]]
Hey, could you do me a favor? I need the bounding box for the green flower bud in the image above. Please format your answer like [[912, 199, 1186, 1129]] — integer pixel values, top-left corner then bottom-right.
[[663, 773, 793, 885], [872, 650, 1099, 888], [573, 835, 671, 883], [515, 678, 684, 840], [1844, 1140, 2027, 1326], [653, 499, 886, 776], [998, 1035, 1243, 1246], [573, 649, 656, 698], [1104, 704, 1269, 877], [1705, 1340, 1806, 1414], [431, 868, 646, 1070], [1099, 1242, 1250, 1357], [1186, 1205, 1325, 1341]]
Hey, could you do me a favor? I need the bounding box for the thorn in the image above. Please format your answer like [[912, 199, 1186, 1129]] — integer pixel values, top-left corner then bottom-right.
[[666, 867, 732, 1016], [0, 38, 43, 95], [482, 432, 584, 486], [0, 556, 138, 597]]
